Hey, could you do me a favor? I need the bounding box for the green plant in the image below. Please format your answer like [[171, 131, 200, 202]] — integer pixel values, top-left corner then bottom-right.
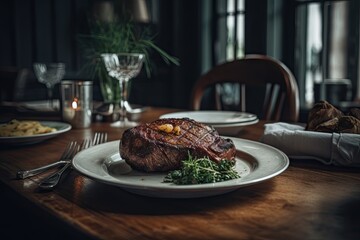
[[163, 154, 240, 185], [78, 20, 179, 103]]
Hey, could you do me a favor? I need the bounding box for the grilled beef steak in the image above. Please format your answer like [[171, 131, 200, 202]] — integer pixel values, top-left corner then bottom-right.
[[120, 118, 236, 172]]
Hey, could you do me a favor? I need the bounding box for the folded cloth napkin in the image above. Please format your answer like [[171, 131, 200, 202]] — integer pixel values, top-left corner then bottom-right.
[[261, 122, 360, 167]]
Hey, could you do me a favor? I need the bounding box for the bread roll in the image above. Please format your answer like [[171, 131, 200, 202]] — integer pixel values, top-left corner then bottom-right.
[[306, 100, 343, 131], [338, 116, 360, 134], [313, 118, 339, 133], [306, 101, 360, 134], [349, 108, 360, 120]]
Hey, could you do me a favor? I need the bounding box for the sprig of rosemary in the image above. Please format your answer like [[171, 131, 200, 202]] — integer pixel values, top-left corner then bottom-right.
[[163, 154, 240, 185]]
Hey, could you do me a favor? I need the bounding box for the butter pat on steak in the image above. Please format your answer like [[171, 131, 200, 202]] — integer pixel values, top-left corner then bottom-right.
[[120, 118, 236, 172]]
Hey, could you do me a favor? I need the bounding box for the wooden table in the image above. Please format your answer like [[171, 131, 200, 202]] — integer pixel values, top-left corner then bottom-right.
[[0, 107, 359, 240]]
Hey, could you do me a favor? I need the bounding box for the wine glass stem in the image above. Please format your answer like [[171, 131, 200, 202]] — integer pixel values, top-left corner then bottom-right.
[[119, 77, 130, 123], [47, 86, 54, 109]]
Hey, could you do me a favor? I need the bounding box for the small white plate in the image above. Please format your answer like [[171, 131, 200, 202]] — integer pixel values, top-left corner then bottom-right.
[[159, 111, 258, 125], [213, 119, 259, 136], [72, 138, 289, 198], [0, 121, 71, 146], [159, 111, 258, 135]]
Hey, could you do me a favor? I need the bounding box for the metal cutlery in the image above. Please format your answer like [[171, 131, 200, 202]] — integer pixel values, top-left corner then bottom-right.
[[16, 141, 78, 179], [38, 132, 108, 190]]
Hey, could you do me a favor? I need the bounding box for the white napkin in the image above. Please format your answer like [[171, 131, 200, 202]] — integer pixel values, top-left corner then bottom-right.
[[261, 122, 360, 167]]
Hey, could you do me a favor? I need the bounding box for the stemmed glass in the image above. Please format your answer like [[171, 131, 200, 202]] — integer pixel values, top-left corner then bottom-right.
[[33, 63, 65, 110], [101, 53, 145, 128]]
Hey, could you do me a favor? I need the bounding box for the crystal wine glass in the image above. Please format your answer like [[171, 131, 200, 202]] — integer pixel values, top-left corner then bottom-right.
[[101, 53, 145, 128], [33, 63, 65, 110]]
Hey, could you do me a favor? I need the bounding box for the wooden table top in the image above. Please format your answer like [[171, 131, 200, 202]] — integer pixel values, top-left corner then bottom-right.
[[0, 107, 359, 240]]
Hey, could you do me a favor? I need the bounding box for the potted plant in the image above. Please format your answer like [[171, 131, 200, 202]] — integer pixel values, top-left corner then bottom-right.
[[78, 18, 179, 106]]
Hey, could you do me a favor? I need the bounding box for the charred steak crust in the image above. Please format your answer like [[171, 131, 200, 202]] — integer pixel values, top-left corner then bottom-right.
[[120, 118, 236, 172]]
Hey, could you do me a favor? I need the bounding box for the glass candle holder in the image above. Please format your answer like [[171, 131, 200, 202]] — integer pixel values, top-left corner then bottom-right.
[[60, 80, 93, 128]]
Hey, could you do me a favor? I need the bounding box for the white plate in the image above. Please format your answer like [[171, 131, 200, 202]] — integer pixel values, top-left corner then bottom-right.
[[160, 111, 258, 125], [21, 100, 60, 112], [72, 138, 289, 198], [212, 119, 259, 136], [160, 111, 258, 135], [0, 121, 71, 146]]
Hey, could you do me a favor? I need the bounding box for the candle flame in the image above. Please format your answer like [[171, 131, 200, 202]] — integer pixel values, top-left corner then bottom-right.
[[72, 98, 78, 109]]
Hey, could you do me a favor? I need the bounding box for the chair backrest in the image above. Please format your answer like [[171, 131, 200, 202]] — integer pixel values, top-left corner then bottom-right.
[[190, 54, 300, 122], [0, 67, 31, 102]]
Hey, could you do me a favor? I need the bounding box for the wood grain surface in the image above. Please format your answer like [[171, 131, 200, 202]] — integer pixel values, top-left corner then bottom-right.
[[0, 107, 359, 240]]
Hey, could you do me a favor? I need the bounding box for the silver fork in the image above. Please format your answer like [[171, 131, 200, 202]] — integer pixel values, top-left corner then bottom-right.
[[92, 132, 108, 146], [38, 132, 108, 190], [16, 141, 78, 179]]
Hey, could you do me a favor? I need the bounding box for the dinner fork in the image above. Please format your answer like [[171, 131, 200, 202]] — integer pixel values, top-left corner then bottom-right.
[[38, 132, 108, 190], [16, 141, 78, 179]]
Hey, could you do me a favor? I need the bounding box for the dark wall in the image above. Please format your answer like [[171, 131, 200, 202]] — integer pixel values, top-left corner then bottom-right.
[[245, 0, 267, 55], [0, 0, 92, 101], [1, 0, 288, 110], [167, 0, 203, 109], [0, 0, 205, 109], [0, 0, 88, 71], [131, 0, 203, 109]]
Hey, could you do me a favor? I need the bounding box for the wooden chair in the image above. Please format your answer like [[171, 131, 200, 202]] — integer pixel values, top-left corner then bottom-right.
[[190, 54, 300, 122]]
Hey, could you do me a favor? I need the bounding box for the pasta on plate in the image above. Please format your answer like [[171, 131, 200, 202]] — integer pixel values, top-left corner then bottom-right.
[[0, 119, 56, 137]]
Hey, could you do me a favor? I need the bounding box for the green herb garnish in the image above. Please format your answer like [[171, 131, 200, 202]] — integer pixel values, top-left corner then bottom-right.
[[163, 154, 240, 185]]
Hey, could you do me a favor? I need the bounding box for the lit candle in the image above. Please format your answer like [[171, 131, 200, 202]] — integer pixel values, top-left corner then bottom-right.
[[71, 97, 91, 128], [72, 98, 78, 109], [60, 80, 93, 129], [62, 99, 76, 122]]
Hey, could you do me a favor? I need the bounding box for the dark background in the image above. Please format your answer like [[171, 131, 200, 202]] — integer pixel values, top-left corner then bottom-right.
[[0, 0, 296, 114]]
